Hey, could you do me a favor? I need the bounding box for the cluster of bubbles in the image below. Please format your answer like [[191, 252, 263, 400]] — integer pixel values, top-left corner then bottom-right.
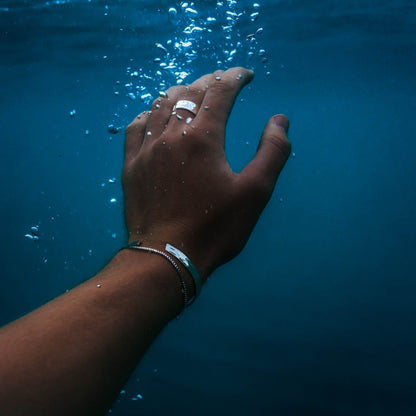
[[110, 1, 269, 125], [25, 225, 40, 241]]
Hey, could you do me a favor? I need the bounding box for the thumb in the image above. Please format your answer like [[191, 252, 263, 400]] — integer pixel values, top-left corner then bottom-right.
[[240, 114, 291, 199]]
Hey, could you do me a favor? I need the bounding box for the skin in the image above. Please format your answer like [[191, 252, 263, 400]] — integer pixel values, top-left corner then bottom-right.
[[0, 67, 290, 416]]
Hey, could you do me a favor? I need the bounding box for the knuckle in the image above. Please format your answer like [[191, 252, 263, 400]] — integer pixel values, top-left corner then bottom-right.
[[267, 132, 292, 160]]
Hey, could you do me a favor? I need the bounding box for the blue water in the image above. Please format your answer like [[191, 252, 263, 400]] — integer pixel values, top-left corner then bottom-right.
[[1, 0, 415, 415]]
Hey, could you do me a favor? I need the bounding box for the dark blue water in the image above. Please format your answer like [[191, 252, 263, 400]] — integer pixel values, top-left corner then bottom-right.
[[1, 1, 415, 415]]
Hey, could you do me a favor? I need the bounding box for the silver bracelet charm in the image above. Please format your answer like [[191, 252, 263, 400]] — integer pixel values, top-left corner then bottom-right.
[[126, 242, 191, 308]]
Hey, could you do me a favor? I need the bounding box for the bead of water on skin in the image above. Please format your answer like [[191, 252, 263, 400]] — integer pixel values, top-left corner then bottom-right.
[[204, 106, 210, 110], [155, 104, 160, 109], [177, 114, 183, 120], [186, 117, 193, 124], [182, 131, 187, 136], [147, 131, 152, 136], [215, 76, 221, 81], [97, 284, 101, 288]]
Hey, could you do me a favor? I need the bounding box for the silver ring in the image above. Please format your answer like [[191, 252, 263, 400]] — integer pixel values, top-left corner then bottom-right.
[[174, 100, 198, 116]]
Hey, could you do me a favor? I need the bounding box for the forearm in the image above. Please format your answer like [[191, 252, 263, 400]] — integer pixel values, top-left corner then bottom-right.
[[0, 249, 184, 416]]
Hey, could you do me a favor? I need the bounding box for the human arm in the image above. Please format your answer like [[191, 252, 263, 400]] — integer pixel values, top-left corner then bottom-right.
[[0, 67, 291, 416]]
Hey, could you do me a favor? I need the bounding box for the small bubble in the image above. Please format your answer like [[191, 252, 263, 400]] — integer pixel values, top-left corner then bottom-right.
[[107, 124, 119, 134], [25, 234, 34, 240], [253, 3, 260, 8], [110, 198, 117, 203], [159, 91, 168, 98], [127, 92, 136, 100], [292, 152, 296, 158], [97, 284, 102, 288], [182, 131, 187, 136], [108, 177, 116, 183], [176, 114, 183, 120], [30, 226, 39, 235], [69, 109, 76, 117], [237, 74, 243, 79], [155, 104, 160, 109], [137, 394, 143, 399], [256, 27, 264, 35], [181, 161, 185, 166], [250, 12, 259, 21], [215, 76, 221, 81], [206, 130, 210, 135], [111, 233, 117, 239], [186, 117, 193, 124], [204, 106, 210, 110], [85, 130, 90, 135], [266, 71, 271, 76], [258, 49, 266, 57], [279, 198, 284, 203], [147, 131, 152, 136]]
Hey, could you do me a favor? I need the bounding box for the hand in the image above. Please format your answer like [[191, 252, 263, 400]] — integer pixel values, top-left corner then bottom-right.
[[122, 67, 291, 280]]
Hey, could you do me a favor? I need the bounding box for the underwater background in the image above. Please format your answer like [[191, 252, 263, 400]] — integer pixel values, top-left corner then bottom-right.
[[0, 0, 415, 415]]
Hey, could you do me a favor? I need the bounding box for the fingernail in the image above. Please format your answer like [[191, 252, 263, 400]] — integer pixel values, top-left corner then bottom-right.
[[273, 115, 289, 134]]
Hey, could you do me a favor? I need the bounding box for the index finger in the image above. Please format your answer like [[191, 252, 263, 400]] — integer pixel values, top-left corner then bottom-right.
[[194, 67, 254, 140]]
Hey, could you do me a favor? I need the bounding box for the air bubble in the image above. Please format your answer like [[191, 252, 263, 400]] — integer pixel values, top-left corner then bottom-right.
[[69, 109, 76, 117], [110, 198, 117, 203], [250, 12, 259, 21], [107, 124, 119, 134]]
